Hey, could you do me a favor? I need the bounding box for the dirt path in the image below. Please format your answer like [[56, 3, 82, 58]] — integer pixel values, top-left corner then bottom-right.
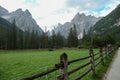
[[103, 48, 120, 80]]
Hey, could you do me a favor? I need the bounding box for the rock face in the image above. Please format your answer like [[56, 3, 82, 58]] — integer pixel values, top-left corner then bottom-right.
[[0, 6, 9, 16], [0, 6, 43, 34], [54, 12, 101, 39]]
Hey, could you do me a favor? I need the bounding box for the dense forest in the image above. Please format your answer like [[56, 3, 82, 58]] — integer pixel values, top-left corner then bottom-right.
[[0, 17, 79, 49]]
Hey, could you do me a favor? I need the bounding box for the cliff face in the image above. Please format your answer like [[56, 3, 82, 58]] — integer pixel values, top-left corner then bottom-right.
[[54, 12, 101, 38], [0, 6, 43, 34]]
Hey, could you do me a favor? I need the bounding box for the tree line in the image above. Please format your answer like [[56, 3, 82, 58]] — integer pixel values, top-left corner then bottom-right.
[[0, 21, 79, 50], [0, 20, 118, 50]]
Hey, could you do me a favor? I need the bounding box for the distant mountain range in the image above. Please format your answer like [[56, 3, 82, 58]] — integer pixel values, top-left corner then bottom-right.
[[2, 4, 120, 41], [0, 6, 43, 34], [88, 4, 120, 41], [54, 13, 101, 38]]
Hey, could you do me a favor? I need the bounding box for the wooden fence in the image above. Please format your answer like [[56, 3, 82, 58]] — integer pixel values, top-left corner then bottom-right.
[[21, 45, 116, 80]]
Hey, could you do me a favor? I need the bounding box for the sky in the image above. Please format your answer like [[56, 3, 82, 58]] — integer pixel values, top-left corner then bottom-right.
[[0, 0, 120, 30]]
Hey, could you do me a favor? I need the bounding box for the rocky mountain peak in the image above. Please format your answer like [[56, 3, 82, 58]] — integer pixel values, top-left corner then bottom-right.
[[72, 13, 86, 23], [0, 6, 43, 34], [16, 8, 22, 12], [54, 12, 101, 39], [25, 9, 32, 17], [75, 12, 80, 17], [13, 8, 32, 17], [74, 13, 85, 18], [57, 23, 62, 26]]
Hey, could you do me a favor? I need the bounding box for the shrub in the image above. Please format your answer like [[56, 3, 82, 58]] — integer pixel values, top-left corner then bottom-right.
[[48, 48, 54, 51]]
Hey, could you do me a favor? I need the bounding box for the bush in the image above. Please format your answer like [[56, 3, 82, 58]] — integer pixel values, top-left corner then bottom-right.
[[116, 42, 120, 47], [48, 48, 54, 51]]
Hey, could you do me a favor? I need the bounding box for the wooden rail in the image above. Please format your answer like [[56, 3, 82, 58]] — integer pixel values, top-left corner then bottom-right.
[[21, 45, 117, 80]]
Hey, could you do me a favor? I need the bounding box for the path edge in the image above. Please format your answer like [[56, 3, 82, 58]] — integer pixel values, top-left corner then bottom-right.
[[102, 48, 119, 80]]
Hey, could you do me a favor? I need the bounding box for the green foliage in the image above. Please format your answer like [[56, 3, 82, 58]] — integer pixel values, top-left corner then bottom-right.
[[48, 48, 54, 51], [67, 24, 78, 47], [82, 29, 91, 46], [49, 31, 64, 49], [116, 42, 120, 47], [0, 17, 66, 49], [92, 34, 115, 47], [67, 28, 74, 47], [78, 45, 90, 49]]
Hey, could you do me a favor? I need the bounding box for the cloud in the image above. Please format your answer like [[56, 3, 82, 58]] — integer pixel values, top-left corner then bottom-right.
[[89, 0, 120, 17], [0, 0, 25, 11], [65, 0, 120, 17], [65, 0, 110, 11], [0, 0, 120, 30], [24, 0, 39, 7]]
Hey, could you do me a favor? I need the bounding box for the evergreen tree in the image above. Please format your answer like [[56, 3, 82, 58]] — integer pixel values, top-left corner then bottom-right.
[[24, 28, 31, 49], [17, 30, 23, 49], [67, 28, 74, 47], [50, 30, 56, 48], [73, 24, 78, 47], [67, 24, 78, 47], [11, 20, 17, 49], [39, 31, 48, 48], [56, 32, 64, 48]]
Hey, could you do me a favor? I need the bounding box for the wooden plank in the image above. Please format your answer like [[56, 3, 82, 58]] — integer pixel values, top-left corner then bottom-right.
[[68, 62, 91, 75], [74, 68, 92, 80], [68, 56, 90, 65], [21, 67, 59, 80]]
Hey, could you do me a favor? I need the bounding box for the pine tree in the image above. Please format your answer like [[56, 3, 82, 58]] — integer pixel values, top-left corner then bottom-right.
[[67, 28, 74, 47], [17, 30, 23, 49], [56, 31, 64, 48], [73, 24, 78, 47], [50, 30, 56, 48], [11, 20, 17, 49], [67, 24, 78, 47], [24, 28, 31, 49]]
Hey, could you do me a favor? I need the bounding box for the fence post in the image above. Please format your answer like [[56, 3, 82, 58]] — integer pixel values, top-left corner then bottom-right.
[[89, 47, 95, 75], [56, 53, 68, 80], [100, 47, 104, 65]]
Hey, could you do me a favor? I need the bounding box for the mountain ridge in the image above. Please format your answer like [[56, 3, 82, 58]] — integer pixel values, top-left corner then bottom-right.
[[88, 4, 120, 41], [0, 6, 43, 34], [54, 12, 101, 38]]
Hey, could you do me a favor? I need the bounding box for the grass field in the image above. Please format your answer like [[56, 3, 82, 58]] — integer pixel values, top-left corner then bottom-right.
[[0, 48, 116, 80]]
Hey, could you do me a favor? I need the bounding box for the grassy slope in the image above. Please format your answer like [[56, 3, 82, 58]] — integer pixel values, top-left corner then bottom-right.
[[0, 48, 116, 80]]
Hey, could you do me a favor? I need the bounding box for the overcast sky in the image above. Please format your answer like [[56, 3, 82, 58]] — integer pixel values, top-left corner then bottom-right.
[[0, 0, 120, 30]]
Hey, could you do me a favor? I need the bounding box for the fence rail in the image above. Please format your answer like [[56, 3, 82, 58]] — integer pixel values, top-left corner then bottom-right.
[[21, 45, 117, 80]]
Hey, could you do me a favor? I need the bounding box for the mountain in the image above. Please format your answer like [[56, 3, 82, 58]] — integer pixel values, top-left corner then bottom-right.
[[0, 17, 11, 27], [0, 6, 9, 16], [88, 4, 120, 41], [0, 6, 43, 34], [0, 17, 24, 35], [54, 13, 101, 38]]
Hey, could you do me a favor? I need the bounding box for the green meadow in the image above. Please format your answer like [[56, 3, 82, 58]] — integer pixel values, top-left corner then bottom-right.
[[0, 49, 116, 80]]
